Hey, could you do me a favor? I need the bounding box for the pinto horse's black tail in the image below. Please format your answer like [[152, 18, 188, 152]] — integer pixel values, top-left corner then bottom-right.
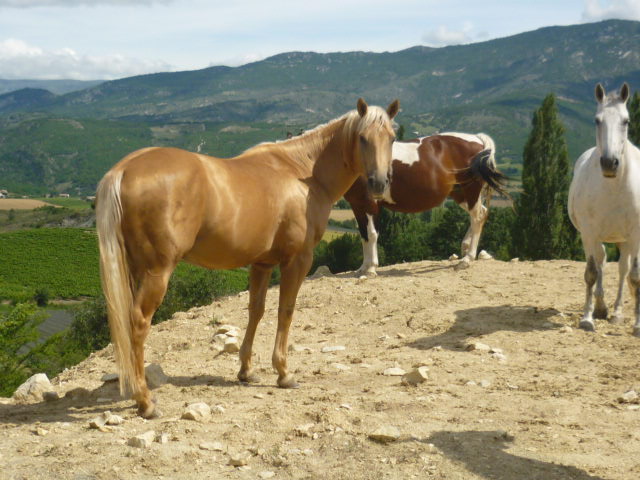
[[468, 148, 509, 197]]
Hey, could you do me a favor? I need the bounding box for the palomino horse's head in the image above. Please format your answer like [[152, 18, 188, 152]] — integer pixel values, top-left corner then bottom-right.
[[351, 98, 399, 199], [595, 82, 630, 178]]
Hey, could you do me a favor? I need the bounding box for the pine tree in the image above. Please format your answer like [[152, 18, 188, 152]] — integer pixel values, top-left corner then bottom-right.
[[511, 94, 580, 260], [629, 91, 640, 146]]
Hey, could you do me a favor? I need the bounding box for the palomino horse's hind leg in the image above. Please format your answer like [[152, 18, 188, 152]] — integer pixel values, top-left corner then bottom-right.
[[131, 270, 172, 418], [580, 244, 607, 331], [611, 243, 631, 324], [273, 250, 313, 388], [628, 257, 640, 337], [238, 264, 273, 383]]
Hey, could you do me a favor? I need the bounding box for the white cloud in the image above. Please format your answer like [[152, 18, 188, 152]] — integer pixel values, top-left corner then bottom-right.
[[582, 0, 640, 21], [0, 38, 172, 79], [0, 0, 172, 6], [422, 22, 474, 47]]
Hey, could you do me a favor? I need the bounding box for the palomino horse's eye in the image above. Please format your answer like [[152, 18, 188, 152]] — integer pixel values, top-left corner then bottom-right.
[[359, 135, 368, 146]]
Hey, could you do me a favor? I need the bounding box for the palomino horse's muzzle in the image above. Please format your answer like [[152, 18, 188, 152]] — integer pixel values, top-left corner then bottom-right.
[[600, 156, 619, 178], [367, 175, 390, 199]]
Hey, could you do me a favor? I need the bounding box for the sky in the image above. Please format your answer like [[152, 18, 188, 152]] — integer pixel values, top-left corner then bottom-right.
[[0, 0, 639, 81]]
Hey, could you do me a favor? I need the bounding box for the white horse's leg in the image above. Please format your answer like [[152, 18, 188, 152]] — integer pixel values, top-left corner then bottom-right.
[[611, 243, 630, 324], [628, 256, 640, 337], [356, 214, 379, 277], [580, 243, 607, 331], [460, 200, 488, 260]]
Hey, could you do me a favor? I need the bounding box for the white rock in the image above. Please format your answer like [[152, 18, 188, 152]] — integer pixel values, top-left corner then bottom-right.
[[13, 373, 52, 403], [295, 423, 315, 437], [510, 257, 520, 263], [156, 433, 171, 444], [106, 414, 124, 426], [492, 352, 507, 362], [213, 333, 228, 345], [223, 337, 240, 353], [145, 363, 169, 388], [228, 451, 251, 467], [619, 390, 639, 404], [479, 380, 491, 388], [89, 411, 124, 429], [369, 425, 401, 443], [288, 344, 312, 353], [383, 367, 406, 376], [128, 430, 156, 448], [216, 324, 239, 335], [331, 363, 351, 371], [560, 326, 573, 333], [402, 366, 429, 385], [465, 342, 491, 352], [321, 345, 346, 353], [448, 253, 459, 261], [258, 472, 276, 479], [478, 250, 493, 260], [200, 441, 225, 451], [181, 402, 211, 421]]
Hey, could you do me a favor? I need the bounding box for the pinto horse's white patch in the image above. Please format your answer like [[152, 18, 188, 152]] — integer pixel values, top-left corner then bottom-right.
[[392, 141, 420, 166], [439, 132, 483, 145]]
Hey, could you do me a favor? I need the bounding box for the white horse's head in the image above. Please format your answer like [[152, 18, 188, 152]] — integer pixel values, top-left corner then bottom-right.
[[595, 82, 630, 178]]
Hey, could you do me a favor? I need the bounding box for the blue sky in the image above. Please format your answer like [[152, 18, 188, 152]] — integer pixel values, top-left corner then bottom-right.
[[0, 0, 639, 80]]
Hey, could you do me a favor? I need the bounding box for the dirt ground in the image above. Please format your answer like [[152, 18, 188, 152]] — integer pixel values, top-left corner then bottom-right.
[[0, 199, 55, 210], [2, 258, 640, 480]]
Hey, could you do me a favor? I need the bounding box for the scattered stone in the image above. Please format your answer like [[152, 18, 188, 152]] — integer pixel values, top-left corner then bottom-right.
[[479, 380, 491, 388], [258, 472, 276, 479], [64, 387, 91, 400], [369, 425, 401, 444], [101, 373, 119, 383], [127, 430, 156, 448], [465, 342, 491, 352], [213, 404, 226, 414], [295, 423, 315, 437], [145, 363, 169, 388], [13, 373, 53, 403], [200, 441, 225, 451], [216, 324, 239, 336], [331, 363, 351, 371], [34, 427, 49, 437], [492, 352, 507, 362], [383, 367, 406, 376], [402, 366, 429, 385], [89, 411, 124, 429], [448, 253, 459, 261], [454, 257, 471, 271], [510, 258, 520, 263], [156, 433, 171, 444], [321, 345, 346, 353], [478, 250, 493, 260], [43, 391, 60, 402], [106, 414, 124, 426], [181, 402, 211, 421], [466, 380, 477, 387], [223, 337, 240, 353], [254, 393, 264, 399], [357, 275, 368, 283], [228, 451, 251, 467], [560, 326, 573, 333], [618, 390, 639, 404], [311, 265, 332, 278], [340, 403, 352, 410]]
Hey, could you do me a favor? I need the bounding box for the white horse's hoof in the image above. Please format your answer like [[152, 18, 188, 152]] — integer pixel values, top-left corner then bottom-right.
[[579, 319, 596, 332]]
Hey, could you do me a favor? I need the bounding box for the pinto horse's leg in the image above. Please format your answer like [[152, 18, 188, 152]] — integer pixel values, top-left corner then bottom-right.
[[580, 243, 607, 331], [238, 264, 273, 383], [628, 256, 640, 337], [131, 269, 172, 418], [612, 243, 631, 324], [273, 250, 314, 388], [357, 213, 380, 276]]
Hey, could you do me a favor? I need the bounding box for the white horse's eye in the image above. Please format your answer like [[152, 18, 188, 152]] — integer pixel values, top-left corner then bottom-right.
[[595, 118, 602, 125]]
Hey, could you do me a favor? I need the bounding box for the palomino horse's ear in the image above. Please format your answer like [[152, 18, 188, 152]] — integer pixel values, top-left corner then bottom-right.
[[595, 83, 606, 104], [620, 82, 630, 103], [357, 98, 368, 117], [387, 99, 400, 119]]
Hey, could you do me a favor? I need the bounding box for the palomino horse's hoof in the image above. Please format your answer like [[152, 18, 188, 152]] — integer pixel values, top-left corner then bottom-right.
[[238, 372, 262, 384], [277, 375, 300, 389], [579, 319, 596, 332]]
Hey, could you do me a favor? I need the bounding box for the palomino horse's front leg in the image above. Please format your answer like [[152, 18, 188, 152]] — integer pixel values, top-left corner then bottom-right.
[[238, 264, 273, 383], [273, 251, 313, 388], [580, 244, 608, 331], [629, 257, 640, 337]]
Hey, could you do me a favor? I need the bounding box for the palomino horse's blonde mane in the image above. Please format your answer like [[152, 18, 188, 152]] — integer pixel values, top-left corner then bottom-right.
[[245, 106, 395, 164]]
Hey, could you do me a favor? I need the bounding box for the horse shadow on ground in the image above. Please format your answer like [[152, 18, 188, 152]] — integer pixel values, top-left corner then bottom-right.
[[338, 263, 455, 279], [0, 373, 237, 425], [408, 304, 564, 351], [421, 430, 606, 480]]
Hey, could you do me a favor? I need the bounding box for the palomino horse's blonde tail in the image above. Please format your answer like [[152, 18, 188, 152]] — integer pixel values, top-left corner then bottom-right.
[[96, 171, 136, 397]]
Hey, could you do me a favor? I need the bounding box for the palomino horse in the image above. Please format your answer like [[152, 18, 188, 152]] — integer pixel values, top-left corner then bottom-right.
[[96, 98, 399, 417], [569, 82, 640, 336], [344, 132, 507, 275]]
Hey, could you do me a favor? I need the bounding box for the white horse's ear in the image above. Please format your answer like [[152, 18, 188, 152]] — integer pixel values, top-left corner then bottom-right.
[[386, 99, 400, 119], [357, 98, 368, 117], [620, 83, 630, 103], [595, 83, 606, 103]]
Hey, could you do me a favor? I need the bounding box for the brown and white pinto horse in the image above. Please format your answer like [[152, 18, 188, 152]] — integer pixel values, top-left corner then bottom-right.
[[96, 98, 399, 417], [344, 132, 507, 276]]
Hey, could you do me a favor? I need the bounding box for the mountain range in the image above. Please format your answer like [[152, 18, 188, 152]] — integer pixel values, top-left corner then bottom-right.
[[1, 19, 639, 195]]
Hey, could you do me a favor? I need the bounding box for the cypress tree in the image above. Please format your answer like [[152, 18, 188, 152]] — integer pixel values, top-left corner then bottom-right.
[[629, 91, 640, 146], [511, 94, 580, 260]]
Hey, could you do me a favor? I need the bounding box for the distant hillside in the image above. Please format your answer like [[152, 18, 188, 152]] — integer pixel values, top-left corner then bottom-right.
[[0, 79, 103, 96], [0, 19, 639, 194]]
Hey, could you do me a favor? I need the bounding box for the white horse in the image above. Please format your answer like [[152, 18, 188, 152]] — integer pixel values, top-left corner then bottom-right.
[[568, 82, 640, 336]]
